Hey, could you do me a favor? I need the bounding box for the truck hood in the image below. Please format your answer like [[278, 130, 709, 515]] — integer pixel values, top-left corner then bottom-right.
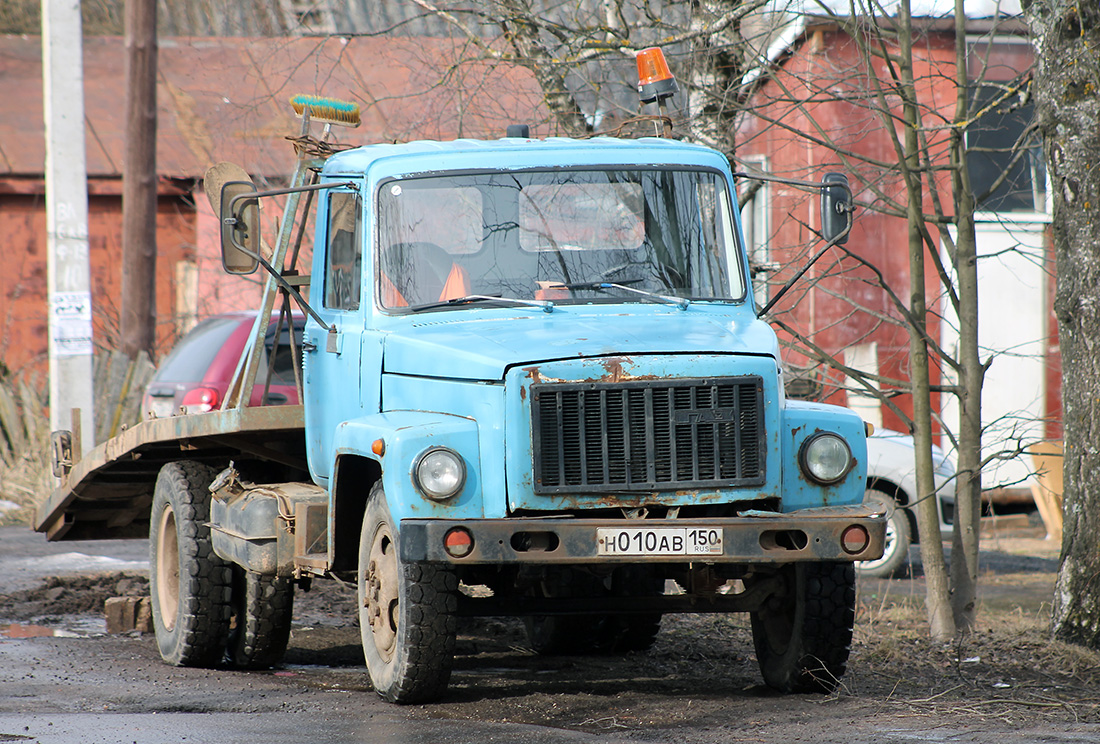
[[381, 308, 778, 381]]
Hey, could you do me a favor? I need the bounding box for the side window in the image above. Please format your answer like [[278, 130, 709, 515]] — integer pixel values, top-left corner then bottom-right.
[[324, 192, 362, 310]]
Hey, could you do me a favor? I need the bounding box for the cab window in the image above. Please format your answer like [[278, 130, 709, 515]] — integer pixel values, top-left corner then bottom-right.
[[324, 191, 362, 310]]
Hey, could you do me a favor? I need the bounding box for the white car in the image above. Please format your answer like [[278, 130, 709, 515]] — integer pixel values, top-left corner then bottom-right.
[[860, 429, 956, 578]]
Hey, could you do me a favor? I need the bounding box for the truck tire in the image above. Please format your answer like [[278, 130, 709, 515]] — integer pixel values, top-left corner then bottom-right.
[[358, 484, 457, 703], [226, 567, 294, 670], [750, 561, 856, 693], [149, 461, 232, 667], [526, 614, 660, 654], [523, 567, 592, 655], [525, 567, 662, 655], [856, 489, 912, 579], [605, 567, 663, 653]]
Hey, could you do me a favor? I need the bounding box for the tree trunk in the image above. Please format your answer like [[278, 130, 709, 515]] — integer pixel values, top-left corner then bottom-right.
[[1026, 0, 1100, 649], [947, 0, 982, 633], [896, 0, 955, 640], [120, 0, 158, 359]]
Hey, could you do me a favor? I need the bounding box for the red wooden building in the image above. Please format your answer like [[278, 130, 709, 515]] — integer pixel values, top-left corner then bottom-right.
[[0, 35, 542, 376], [738, 14, 1055, 490]]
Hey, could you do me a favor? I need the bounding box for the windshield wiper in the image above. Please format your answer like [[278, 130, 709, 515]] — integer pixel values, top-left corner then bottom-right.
[[549, 282, 689, 310], [408, 294, 555, 313]]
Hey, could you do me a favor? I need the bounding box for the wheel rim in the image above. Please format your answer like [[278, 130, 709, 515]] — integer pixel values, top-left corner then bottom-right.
[[155, 504, 180, 631], [364, 522, 400, 662]]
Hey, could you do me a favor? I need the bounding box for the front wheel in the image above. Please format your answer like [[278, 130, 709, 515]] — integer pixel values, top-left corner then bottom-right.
[[358, 484, 457, 703], [750, 562, 856, 693]]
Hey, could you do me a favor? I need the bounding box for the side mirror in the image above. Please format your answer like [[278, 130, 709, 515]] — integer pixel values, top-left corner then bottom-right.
[[219, 181, 260, 274], [820, 172, 852, 245]]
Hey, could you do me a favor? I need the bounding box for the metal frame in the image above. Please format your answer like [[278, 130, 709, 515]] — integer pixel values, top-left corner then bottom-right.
[[399, 503, 885, 566]]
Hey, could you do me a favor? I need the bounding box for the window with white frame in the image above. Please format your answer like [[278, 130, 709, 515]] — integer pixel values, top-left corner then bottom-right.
[[966, 38, 1046, 214], [739, 158, 772, 306]]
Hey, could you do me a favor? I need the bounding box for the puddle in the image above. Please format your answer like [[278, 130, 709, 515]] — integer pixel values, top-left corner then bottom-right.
[[2, 623, 58, 638], [1, 617, 105, 639]]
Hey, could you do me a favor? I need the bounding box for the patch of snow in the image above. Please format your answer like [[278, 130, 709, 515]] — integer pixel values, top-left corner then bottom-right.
[[7, 552, 149, 576]]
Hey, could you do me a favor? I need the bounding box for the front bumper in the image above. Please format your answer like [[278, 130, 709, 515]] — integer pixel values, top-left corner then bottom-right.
[[399, 503, 885, 565]]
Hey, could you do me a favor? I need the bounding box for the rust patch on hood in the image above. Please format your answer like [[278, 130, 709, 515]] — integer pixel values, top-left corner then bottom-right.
[[524, 357, 673, 386], [602, 357, 628, 382]]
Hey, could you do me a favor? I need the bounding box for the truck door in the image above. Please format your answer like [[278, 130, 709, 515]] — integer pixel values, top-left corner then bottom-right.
[[303, 188, 364, 485]]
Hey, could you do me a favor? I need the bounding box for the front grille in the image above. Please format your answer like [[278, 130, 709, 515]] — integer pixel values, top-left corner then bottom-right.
[[532, 377, 765, 493]]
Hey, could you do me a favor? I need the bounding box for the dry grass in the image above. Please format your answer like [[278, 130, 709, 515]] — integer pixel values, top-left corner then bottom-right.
[[849, 576, 1100, 724], [0, 0, 124, 35], [0, 373, 49, 527]]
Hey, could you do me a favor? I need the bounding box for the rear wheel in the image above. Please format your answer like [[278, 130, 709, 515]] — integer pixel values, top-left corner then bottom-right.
[[358, 484, 457, 703], [149, 461, 232, 667], [856, 489, 911, 578], [524, 567, 593, 655], [524, 567, 662, 655], [750, 562, 856, 693], [226, 567, 294, 669]]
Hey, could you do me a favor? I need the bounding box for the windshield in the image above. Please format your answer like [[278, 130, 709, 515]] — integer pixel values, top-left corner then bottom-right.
[[377, 168, 746, 310]]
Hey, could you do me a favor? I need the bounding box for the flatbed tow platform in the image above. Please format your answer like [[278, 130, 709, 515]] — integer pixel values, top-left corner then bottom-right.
[[36, 405, 307, 541]]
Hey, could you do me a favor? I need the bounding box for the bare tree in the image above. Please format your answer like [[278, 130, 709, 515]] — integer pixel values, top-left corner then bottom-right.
[[408, 0, 766, 152], [1025, 0, 1100, 649], [739, 1, 1046, 637]]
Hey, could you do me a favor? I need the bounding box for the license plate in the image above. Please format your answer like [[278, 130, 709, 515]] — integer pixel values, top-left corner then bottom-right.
[[596, 527, 723, 556]]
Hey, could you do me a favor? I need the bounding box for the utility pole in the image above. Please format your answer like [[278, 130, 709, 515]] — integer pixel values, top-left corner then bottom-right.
[[42, 0, 95, 453], [120, 0, 158, 359]]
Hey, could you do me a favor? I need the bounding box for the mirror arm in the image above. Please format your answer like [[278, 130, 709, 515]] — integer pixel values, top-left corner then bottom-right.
[[219, 237, 335, 332], [755, 218, 853, 319], [224, 182, 358, 334], [230, 180, 358, 204]]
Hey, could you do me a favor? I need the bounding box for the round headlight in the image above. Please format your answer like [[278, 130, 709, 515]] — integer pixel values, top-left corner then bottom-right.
[[414, 447, 466, 501], [800, 433, 852, 485]]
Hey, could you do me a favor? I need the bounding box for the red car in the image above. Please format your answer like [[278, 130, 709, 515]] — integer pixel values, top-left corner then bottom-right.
[[142, 312, 303, 419]]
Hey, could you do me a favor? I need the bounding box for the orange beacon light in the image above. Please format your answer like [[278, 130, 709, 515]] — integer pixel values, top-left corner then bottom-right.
[[636, 47, 679, 104]]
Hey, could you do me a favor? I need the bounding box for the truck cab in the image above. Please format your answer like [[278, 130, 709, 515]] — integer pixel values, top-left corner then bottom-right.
[[297, 136, 881, 701]]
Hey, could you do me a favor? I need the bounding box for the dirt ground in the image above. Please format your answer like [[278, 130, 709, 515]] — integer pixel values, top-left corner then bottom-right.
[[3, 522, 1098, 742]]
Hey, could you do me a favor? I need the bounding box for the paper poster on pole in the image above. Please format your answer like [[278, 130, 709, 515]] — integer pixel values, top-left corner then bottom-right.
[[50, 291, 93, 356]]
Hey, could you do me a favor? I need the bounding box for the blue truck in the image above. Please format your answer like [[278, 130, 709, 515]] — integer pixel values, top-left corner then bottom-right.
[[39, 94, 884, 704]]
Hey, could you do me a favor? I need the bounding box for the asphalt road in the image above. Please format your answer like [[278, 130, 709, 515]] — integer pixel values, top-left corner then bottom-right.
[[2, 525, 1095, 744], [0, 527, 624, 743]]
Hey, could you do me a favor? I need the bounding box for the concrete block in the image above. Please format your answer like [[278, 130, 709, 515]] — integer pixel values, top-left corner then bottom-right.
[[105, 596, 152, 634]]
